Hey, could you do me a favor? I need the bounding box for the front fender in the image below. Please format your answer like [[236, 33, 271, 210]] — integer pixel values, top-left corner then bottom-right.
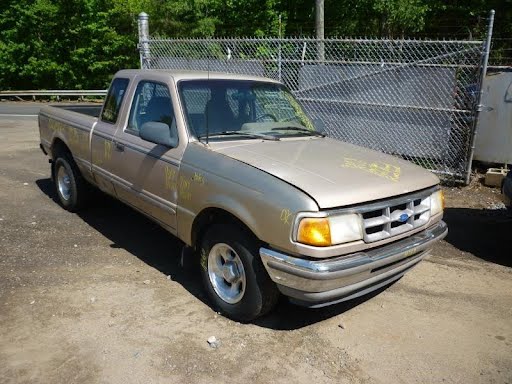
[[176, 143, 319, 251]]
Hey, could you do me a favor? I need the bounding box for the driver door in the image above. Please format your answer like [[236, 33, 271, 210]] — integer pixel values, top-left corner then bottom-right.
[[110, 79, 182, 232]]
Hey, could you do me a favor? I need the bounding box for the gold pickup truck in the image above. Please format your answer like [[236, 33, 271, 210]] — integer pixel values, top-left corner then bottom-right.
[[39, 69, 447, 321]]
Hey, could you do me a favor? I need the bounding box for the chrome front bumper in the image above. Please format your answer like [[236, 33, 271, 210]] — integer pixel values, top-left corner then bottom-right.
[[260, 221, 448, 308]]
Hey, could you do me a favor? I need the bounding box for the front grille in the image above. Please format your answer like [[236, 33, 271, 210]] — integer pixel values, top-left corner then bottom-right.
[[361, 195, 431, 242]]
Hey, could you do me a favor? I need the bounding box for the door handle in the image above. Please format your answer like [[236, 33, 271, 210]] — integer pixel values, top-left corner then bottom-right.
[[114, 141, 124, 152]]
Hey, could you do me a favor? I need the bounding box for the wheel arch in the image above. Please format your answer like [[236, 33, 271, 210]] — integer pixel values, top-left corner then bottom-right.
[[50, 138, 73, 180], [51, 138, 72, 159], [191, 207, 262, 251]]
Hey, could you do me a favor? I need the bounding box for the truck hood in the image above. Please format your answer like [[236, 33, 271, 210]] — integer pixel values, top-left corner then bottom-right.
[[210, 137, 439, 209]]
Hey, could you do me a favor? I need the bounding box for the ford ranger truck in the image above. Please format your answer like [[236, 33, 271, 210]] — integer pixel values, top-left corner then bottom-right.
[[39, 69, 448, 322]]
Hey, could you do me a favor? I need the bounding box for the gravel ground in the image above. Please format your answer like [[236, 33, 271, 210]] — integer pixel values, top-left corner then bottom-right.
[[0, 115, 511, 384]]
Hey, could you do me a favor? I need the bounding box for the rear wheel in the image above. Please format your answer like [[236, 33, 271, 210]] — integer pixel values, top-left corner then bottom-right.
[[200, 224, 279, 322], [53, 155, 88, 212]]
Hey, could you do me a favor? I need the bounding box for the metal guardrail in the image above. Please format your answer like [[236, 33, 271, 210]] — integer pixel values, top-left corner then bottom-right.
[[0, 90, 107, 99]]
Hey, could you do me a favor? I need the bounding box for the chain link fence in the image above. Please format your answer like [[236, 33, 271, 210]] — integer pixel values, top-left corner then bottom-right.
[[138, 14, 494, 183]]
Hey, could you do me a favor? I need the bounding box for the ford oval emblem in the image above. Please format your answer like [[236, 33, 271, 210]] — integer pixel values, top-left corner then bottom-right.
[[398, 213, 410, 223]]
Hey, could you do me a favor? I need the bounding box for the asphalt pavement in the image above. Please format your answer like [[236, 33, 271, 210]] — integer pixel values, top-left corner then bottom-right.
[[1, 111, 511, 384]]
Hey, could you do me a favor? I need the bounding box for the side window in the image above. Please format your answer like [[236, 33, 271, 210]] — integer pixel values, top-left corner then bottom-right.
[[101, 78, 129, 124], [127, 81, 175, 135]]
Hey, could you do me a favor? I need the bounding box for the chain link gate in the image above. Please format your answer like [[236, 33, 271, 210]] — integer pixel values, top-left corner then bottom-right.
[[137, 12, 494, 184]]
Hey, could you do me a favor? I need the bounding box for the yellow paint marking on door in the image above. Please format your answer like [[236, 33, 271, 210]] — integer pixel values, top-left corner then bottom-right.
[[164, 166, 177, 190], [104, 141, 113, 161]]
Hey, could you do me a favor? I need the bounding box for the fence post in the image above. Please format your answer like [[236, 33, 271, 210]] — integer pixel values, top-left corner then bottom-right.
[[138, 12, 150, 69], [278, 15, 282, 82], [465, 9, 495, 185], [315, 0, 325, 62]]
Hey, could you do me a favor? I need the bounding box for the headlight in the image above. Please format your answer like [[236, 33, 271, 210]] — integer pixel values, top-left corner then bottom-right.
[[431, 189, 445, 216], [297, 213, 363, 247]]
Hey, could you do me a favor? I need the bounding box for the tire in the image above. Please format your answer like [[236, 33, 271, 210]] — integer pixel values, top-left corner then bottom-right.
[[53, 154, 88, 212], [199, 224, 279, 322]]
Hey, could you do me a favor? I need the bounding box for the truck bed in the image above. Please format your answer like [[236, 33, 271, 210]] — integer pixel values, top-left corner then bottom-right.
[[55, 104, 102, 118], [39, 105, 99, 178]]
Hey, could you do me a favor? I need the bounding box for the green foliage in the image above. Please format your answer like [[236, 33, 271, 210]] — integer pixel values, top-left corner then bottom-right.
[[372, 0, 429, 36], [282, 0, 429, 37], [0, 0, 509, 90], [0, 0, 142, 89]]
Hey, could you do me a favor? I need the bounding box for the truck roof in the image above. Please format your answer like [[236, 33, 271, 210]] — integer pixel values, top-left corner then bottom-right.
[[115, 69, 281, 84]]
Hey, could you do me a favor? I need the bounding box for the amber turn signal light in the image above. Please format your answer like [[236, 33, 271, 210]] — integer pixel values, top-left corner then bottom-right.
[[297, 218, 331, 247]]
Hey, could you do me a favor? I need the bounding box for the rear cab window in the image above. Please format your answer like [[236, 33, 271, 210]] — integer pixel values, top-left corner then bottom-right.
[[101, 78, 130, 124]]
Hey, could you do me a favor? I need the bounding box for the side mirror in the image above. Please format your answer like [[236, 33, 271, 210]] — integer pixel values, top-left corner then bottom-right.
[[140, 121, 178, 148]]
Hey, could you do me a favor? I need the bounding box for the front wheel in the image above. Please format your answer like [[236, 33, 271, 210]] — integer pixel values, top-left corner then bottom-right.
[[200, 224, 279, 322], [53, 155, 88, 212]]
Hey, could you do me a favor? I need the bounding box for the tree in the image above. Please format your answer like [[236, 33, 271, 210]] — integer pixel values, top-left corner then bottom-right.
[[0, 0, 142, 89], [372, 0, 429, 37], [0, 0, 509, 90]]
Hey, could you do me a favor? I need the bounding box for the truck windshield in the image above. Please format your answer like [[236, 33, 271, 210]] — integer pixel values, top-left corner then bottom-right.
[[178, 79, 321, 141]]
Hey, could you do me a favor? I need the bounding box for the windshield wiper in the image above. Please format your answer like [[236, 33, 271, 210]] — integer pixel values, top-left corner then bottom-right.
[[271, 126, 326, 137], [198, 131, 280, 141]]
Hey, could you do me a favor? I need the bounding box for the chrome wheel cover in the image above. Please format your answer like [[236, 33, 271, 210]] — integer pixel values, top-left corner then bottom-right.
[[208, 243, 246, 304], [57, 164, 72, 201]]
